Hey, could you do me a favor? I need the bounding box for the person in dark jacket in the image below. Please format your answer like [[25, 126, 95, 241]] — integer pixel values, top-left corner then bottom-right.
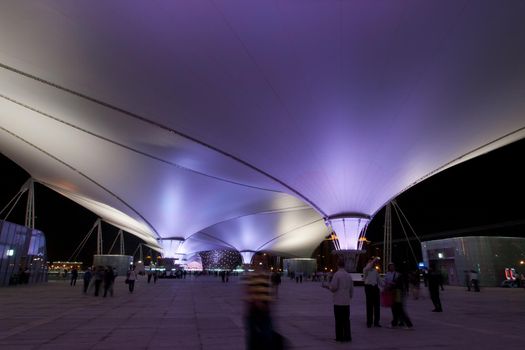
[[427, 265, 444, 312], [70, 267, 78, 286], [83, 267, 92, 294], [93, 266, 104, 297], [103, 266, 115, 297]]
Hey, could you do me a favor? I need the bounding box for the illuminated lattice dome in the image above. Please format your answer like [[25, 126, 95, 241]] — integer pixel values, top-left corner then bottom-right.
[[200, 250, 242, 271]]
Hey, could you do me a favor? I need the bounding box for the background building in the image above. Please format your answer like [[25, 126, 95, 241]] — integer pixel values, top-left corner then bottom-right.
[[422, 236, 525, 287], [0, 220, 47, 286]]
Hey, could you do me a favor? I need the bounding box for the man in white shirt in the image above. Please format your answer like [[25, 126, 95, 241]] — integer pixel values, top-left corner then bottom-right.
[[363, 257, 381, 328], [323, 259, 353, 342]]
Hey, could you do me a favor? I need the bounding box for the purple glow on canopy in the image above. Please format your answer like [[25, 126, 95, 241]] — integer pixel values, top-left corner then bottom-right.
[[1, 2, 524, 259], [327, 217, 369, 251]]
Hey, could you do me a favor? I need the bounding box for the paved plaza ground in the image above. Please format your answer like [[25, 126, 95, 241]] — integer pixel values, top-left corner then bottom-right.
[[0, 275, 523, 349]]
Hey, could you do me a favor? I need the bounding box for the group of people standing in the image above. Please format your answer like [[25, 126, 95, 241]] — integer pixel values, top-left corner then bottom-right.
[[321, 257, 449, 343], [75, 265, 140, 296], [81, 265, 117, 297], [363, 258, 413, 329]]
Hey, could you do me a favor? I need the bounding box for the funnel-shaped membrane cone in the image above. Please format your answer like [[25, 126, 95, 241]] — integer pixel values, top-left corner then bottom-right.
[[159, 239, 185, 258], [327, 217, 370, 251], [240, 250, 256, 265]]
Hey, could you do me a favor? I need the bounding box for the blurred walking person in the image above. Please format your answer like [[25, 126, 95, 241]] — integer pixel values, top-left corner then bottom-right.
[[385, 263, 413, 328], [70, 267, 78, 286], [427, 264, 444, 312], [470, 270, 480, 292], [103, 265, 115, 297], [244, 269, 285, 349], [83, 267, 92, 294], [93, 266, 104, 297]]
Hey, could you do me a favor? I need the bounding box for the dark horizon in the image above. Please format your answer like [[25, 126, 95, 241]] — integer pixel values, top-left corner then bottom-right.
[[1, 138, 524, 264]]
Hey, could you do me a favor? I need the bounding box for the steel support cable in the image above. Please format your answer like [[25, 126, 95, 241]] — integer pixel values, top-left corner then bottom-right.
[[68, 221, 98, 262], [110, 230, 125, 255], [0, 189, 25, 220], [0, 126, 161, 239], [69, 225, 96, 262], [0, 63, 326, 216], [392, 203, 418, 265], [132, 243, 142, 258], [392, 201, 422, 243], [107, 230, 121, 254]]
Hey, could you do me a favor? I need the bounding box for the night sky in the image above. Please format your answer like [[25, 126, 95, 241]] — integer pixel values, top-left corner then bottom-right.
[[1, 138, 524, 264]]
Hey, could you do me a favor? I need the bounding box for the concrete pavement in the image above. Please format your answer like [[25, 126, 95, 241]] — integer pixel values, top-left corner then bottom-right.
[[0, 275, 523, 349]]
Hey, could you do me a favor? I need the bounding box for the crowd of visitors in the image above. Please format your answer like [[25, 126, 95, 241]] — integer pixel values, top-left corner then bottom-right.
[[57, 258, 503, 350], [68, 265, 145, 296]]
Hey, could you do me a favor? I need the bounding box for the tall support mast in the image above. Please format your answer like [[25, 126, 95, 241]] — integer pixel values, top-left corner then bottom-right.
[[24, 179, 35, 229], [96, 219, 103, 255], [119, 230, 125, 255], [383, 202, 392, 271]]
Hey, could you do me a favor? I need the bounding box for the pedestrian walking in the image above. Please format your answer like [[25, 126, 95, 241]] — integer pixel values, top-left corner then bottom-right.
[[127, 265, 137, 293], [83, 267, 92, 294], [103, 266, 115, 297], [470, 270, 480, 292], [427, 264, 444, 312], [385, 263, 413, 329], [70, 267, 78, 286], [93, 266, 104, 297]]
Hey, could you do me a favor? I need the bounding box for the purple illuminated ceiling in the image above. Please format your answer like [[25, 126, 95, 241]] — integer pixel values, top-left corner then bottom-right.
[[0, 1, 524, 257]]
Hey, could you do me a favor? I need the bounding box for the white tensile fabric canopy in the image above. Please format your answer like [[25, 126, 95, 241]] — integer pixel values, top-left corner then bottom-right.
[[1, 2, 524, 257]]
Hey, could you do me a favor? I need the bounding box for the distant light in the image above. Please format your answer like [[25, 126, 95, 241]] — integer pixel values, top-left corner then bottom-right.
[[7, 249, 14, 256], [259, 262, 262, 265], [438, 253, 444, 259], [520, 261, 524, 265]]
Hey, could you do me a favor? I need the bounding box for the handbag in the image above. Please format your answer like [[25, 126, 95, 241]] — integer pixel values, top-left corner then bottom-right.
[[380, 289, 393, 307], [125, 278, 129, 284]]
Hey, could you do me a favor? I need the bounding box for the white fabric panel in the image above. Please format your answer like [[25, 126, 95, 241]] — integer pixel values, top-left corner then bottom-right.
[[196, 208, 328, 258], [176, 235, 233, 257], [1, 2, 525, 257], [0, 67, 286, 192]]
